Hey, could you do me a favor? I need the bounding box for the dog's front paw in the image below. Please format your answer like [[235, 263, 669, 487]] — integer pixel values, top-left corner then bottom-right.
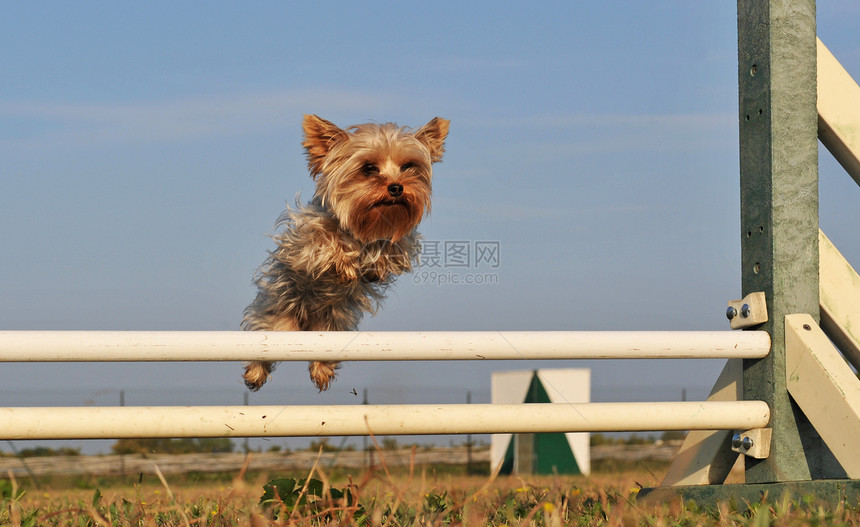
[[308, 360, 340, 391], [244, 360, 273, 391]]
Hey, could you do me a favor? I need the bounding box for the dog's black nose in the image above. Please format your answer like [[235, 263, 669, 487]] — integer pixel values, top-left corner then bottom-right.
[[387, 183, 404, 198]]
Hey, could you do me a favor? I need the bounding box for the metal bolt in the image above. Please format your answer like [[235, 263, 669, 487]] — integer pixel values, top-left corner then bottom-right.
[[742, 436, 754, 450], [732, 433, 742, 448], [741, 304, 751, 318], [727, 307, 738, 320]]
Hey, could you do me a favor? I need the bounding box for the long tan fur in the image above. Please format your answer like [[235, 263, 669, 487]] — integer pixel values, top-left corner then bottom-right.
[[242, 115, 449, 391]]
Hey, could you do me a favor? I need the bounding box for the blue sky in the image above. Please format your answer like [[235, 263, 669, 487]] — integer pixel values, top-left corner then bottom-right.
[[2, 2, 859, 453]]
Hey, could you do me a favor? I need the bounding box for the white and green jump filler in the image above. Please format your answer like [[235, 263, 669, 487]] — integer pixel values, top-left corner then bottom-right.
[[490, 369, 591, 476]]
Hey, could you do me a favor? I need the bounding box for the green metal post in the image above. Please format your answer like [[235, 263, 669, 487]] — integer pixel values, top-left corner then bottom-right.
[[738, 0, 833, 482], [639, 0, 860, 505]]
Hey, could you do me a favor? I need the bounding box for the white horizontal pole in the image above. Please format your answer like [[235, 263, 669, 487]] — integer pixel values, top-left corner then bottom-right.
[[0, 401, 770, 439], [0, 330, 770, 362]]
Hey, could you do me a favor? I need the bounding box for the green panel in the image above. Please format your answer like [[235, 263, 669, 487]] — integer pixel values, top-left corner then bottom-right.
[[737, 0, 836, 482], [524, 371, 582, 475], [525, 370, 552, 404], [534, 431, 581, 475], [499, 436, 515, 475]]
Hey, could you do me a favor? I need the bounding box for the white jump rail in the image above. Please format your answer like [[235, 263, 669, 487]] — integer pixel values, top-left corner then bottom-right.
[[0, 331, 772, 439], [0, 330, 771, 361], [0, 402, 771, 440]]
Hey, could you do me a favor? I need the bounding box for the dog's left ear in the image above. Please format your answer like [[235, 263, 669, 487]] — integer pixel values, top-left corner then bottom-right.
[[414, 117, 450, 163]]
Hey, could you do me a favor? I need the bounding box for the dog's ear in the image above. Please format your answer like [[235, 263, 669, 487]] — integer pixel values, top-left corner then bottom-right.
[[414, 117, 450, 163], [302, 115, 347, 178]]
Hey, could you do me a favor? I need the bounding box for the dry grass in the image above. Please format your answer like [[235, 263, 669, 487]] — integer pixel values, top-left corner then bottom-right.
[[3, 451, 860, 526]]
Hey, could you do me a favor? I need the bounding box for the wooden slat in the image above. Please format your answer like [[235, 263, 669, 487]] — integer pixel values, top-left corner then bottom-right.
[[661, 359, 743, 486], [819, 230, 860, 370], [818, 38, 860, 187], [785, 314, 860, 478]]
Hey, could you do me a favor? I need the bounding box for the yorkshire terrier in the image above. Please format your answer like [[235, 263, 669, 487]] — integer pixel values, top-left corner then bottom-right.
[[242, 114, 449, 391]]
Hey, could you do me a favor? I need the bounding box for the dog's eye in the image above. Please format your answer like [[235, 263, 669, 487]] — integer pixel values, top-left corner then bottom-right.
[[362, 163, 379, 176], [400, 162, 416, 172]]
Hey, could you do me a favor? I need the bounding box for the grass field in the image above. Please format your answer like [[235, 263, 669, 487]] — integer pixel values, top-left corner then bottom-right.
[[2, 455, 859, 526]]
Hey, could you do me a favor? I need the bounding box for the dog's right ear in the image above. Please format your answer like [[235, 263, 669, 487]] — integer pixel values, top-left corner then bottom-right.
[[302, 115, 347, 178]]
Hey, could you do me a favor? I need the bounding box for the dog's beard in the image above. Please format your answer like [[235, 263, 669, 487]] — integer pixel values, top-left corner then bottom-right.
[[324, 180, 429, 242], [347, 193, 424, 242]]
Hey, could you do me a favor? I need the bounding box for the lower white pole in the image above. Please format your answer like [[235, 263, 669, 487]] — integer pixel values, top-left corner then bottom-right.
[[0, 401, 770, 439]]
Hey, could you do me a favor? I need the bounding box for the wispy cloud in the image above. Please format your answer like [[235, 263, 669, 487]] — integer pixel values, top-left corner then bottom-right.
[[0, 90, 392, 150], [463, 112, 736, 132], [435, 195, 656, 224], [417, 55, 527, 75], [462, 112, 737, 157]]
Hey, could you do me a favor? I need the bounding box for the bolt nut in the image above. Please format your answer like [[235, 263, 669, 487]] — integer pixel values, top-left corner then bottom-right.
[[742, 436, 754, 450], [741, 304, 751, 318], [732, 433, 742, 448], [727, 307, 738, 320]]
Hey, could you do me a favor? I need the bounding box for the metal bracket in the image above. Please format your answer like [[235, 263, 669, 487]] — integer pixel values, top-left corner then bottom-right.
[[731, 428, 772, 459], [726, 292, 768, 329]]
